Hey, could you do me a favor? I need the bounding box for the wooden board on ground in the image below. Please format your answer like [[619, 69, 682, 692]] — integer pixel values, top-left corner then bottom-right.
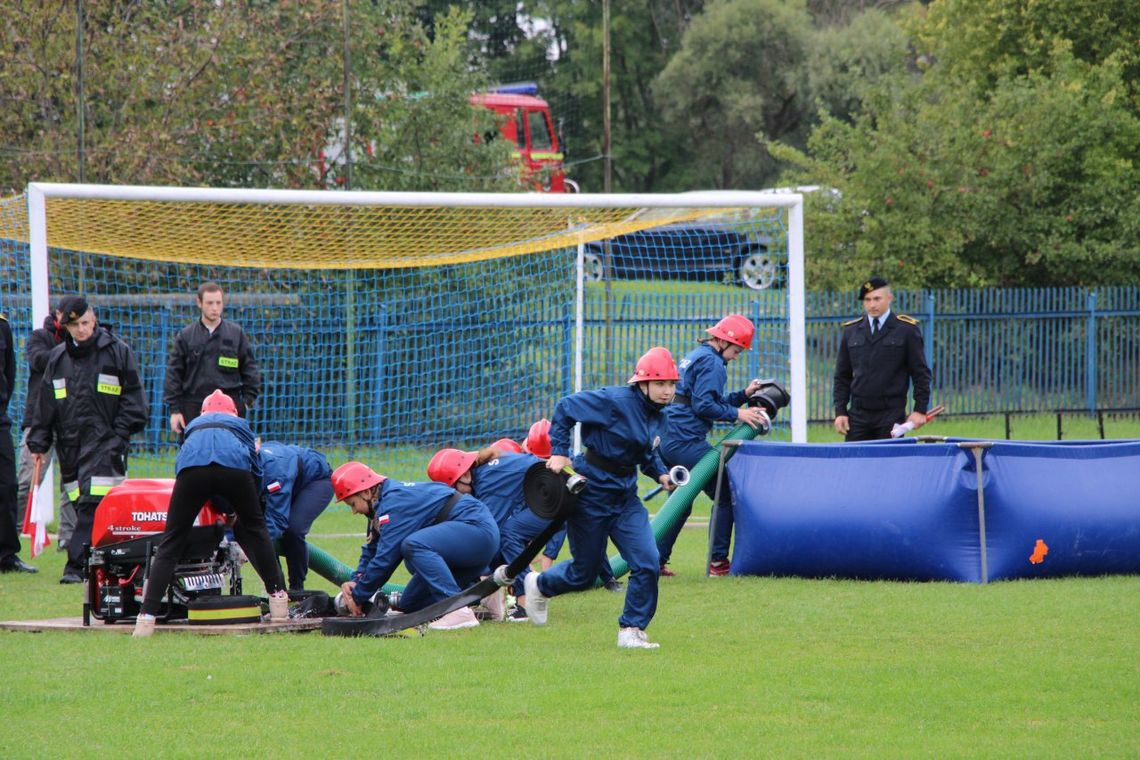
[[0, 617, 322, 635]]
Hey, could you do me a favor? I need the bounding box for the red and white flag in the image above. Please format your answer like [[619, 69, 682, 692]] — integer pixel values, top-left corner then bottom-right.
[[20, 461, 53, 558]]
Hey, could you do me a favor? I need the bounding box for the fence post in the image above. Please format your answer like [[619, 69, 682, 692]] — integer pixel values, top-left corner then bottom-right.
[[750, 299, 761, 380], [924, 292, 935, 371], [561, 302, 573, 398], [373, 303, 388, 447], [1086, 290, 1097, 414]]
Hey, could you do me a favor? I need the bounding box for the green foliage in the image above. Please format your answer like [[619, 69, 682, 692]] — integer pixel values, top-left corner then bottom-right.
[[655, 0, 814, 189], [0, 1, 518, 193], [806, 8, 912, 123], [776, 1, 1140, 290]]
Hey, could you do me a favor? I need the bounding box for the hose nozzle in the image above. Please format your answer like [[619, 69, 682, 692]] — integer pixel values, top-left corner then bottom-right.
[[668, 465, 690, 487]]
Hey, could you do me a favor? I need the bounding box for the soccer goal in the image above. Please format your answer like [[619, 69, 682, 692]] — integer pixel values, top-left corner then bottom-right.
[[11, 183, 805, 476]]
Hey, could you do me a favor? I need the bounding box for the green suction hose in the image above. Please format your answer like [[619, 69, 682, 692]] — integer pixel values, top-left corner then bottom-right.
[[607, 422, 760, 578], [285, 540, 404, 593]]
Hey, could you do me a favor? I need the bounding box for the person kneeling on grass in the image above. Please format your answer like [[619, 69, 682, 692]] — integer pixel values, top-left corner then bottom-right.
[[427, 443, 559, 623], [524, 347, 678, 650], [331, 461, 500, 631], [134, 390, 287, 638]]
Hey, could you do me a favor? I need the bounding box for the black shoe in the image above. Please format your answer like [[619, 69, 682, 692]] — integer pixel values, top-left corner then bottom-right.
[[0, 557, 38, 574], [507, 606, 528, 622], [603, 579, 624, 593], [59, 571, 84, 584]]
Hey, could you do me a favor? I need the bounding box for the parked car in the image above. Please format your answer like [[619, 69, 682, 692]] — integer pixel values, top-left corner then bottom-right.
[[581, 224, 779, 290]]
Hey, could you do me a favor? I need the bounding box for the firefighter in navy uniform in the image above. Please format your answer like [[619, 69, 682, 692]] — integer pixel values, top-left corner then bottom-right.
[[524, 346, 679, 650], [833, 277, 932, 442], [164, 281, 261, 435], [27, 297, 149, 583]]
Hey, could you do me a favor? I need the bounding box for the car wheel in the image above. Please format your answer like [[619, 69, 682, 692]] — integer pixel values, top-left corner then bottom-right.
[[737, 249, 778, 290], [581, 250, 604, 282]]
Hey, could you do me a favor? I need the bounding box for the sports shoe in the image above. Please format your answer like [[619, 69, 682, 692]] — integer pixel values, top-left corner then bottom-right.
[[523, 572, 548, 626], [708, 560, 731, 577], [659, 564, 676, 577], [268, 591, 289, 621], [507, 606, 528, 622], [428, 606, 479, 630], [603, 578, 624, 592], [480, 587, 506, 622], [132, 614, 156, 638], [617, 626, 660, 649], [59, 571, 83, 584]]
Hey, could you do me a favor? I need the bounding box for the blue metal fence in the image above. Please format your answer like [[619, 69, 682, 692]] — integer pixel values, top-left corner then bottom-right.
[[4, 282, 1138, 445], [804, 287, 1140, 421]]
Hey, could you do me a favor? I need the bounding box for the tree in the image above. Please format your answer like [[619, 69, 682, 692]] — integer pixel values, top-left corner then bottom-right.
[[653, 0, 814, 189], [0, 1, 517, 194], [772, 1, 1140, 289]]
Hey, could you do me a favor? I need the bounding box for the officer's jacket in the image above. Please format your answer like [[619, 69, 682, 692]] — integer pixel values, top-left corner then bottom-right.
[[351, 480, 497, 604], [22, 315, 63, 427], [833, 312, 931, 416], [0, 315, 14, 427], [163, 319, 260, 413], [471, 452, 544, 527], [176, 412, 260, 479], [550, 384, 668, 492], [664, 342, 748, 444], [26, 328, 148, 500], [258, 441, 333, 539]]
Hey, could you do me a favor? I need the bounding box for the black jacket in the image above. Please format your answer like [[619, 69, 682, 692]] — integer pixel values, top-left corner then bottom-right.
[[26, 327, 148, 499], [163, 319, 260, 420], [833, 312, 932, 417], [21, 315, 64, 428], [0, 315, 14, 427]]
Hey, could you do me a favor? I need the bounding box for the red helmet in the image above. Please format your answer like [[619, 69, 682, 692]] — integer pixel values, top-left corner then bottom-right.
[[491, 438, 523, 454], [627, 346, 680, 384], [331, 461, 386, 502], [525, 419, 552, 459], [201, 389, 237, 416], [427, 448, 478, 487], [706, 314, 754, 349]]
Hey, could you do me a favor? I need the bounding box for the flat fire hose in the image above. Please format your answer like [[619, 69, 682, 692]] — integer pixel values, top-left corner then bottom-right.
[[320, 465, 578, 637], [606, 421, 759, 578]]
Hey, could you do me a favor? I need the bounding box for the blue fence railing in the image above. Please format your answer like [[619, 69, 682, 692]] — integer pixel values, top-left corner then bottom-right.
[[4, 285, 1138, 447], [803, 287, 1140, 421]]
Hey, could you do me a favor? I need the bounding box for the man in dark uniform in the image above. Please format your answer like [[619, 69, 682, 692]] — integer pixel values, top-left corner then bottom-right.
[[16, 304, 75, 550], [27, 296, 149, 583], [0, 306, 36, 574], [164, 281, 261, 435], [833, 277, 932, 441]]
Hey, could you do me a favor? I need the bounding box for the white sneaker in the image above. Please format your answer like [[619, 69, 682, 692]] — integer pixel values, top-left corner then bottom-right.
[[523, 572, 548, 626], [617, 626, 660, 649], [268, 591, 289, 622], [428, 606, 479, 631], [481, 587, 506, 621], [132, 614, 156, 639]]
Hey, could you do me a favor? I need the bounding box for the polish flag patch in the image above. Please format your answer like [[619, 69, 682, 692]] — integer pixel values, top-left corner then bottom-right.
[[377, 514, 391, 526], [267, 481, 282, 493]]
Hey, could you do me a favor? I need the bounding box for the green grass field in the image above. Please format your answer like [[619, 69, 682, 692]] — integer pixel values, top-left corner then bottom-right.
[[1, 414, 1137, 758]]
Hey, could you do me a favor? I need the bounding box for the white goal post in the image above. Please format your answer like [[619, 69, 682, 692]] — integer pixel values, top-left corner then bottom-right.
[[26, 183, 807, 443]]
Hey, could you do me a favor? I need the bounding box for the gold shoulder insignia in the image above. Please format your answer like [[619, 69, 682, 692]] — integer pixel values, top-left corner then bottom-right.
[[842, 317, 862, 327], [897, 314, 919, 325], [0, 313, 7, 322]]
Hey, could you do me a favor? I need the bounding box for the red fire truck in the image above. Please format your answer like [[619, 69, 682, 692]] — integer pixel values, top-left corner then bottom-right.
[[471, 82, 572, 193], [319, 82, 572, 192]]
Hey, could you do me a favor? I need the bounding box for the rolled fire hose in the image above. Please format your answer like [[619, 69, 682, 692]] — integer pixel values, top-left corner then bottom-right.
[[606, 421, 760, 578], [523, 462, 584, 520]]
